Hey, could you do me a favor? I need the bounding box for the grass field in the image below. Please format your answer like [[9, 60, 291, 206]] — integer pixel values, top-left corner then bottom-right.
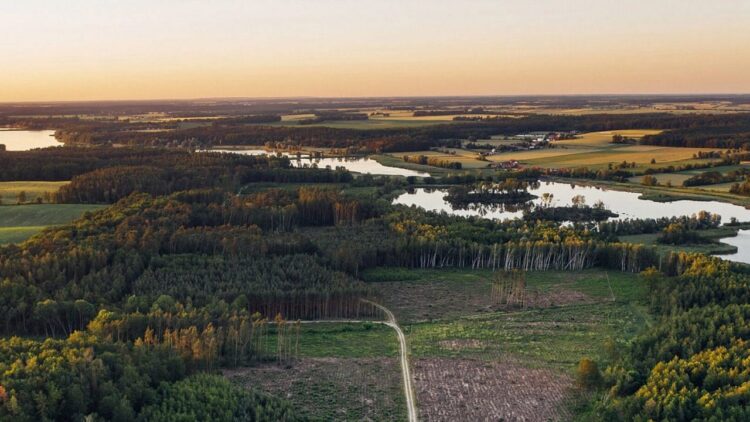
[[619, 226, 743, 256], [0, 204, 105, 244], [626, 163, 750, 190], [0, 181, 68, 204]]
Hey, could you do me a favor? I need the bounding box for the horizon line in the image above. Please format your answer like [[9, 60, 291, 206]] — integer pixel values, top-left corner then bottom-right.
[[2, 92, 750, 105]]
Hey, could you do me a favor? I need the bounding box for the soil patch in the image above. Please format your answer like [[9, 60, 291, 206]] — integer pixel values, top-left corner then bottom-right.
[[413, 357, 573, 422]]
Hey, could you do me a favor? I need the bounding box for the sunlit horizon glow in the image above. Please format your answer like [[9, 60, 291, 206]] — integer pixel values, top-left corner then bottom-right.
[[2, 0, 749, 102]]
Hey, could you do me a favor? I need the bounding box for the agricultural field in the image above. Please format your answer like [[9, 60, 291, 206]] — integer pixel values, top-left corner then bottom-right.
[[626, 163, 750, 190], [379, 130, 724, 175], [0, 181, 67, 204], [487, 142, 720, 171], [265, 112, 455, 130], [555, 130, 662, 147], [487, 101, 750, 115], [0, 203, 105, 244]]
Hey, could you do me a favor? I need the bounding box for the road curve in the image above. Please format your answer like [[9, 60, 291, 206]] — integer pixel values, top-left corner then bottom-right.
[[275, 302, 418, 421], [362, 299, 418, 422]]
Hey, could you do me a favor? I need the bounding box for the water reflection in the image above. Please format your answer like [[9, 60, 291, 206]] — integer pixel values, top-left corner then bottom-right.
[[211, 149, 430, 177], [715, 229, 750, 264], [395, 181, 750, 264], [0, 129, 60, 151], [394, 181, 750, 223]]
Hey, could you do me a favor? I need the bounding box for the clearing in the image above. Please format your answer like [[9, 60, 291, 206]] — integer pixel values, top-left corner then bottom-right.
[[413, 358, 572, 422], [0, 181, 67, 204], [368, 268, 650, 421], [227, 357, 406, 421], [0, 204, 105, 244], [366, 267, 643, 322]]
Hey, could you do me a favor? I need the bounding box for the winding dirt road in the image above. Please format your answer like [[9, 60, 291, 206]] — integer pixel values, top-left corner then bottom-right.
[[281, 301, 418, 421], [362, 299, 418, 422]]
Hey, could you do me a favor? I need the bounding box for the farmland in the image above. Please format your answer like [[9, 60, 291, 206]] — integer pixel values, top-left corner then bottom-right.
[[486, 129, 719, 171], [374, 130, 726, 177]]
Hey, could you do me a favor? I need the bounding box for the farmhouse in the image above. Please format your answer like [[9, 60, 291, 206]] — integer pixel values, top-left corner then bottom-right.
[[491, 160, 519, 169]]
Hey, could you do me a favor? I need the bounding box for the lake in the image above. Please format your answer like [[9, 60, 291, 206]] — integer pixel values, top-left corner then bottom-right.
[[212, 149, 430, 177], [0, 129, 60, 151], [393, 181, 750, 264], [716, 230, 750, 264]]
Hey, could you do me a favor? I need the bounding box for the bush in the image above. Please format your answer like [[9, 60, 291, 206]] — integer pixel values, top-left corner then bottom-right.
[[577, 358, 602, 390]]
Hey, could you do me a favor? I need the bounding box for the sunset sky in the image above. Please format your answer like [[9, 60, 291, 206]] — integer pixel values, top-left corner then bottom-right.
[[2, 0, 749, 101]]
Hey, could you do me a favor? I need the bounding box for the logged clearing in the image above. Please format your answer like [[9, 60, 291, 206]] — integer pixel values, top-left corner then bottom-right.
[[369, 268, 642, 323], [413, 358, 572, 422], [226, 357, 406, 421]]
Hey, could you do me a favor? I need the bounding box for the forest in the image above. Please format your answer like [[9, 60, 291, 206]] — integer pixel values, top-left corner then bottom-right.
[[2, 115, 750, 419], [7, 110, 750, 153]]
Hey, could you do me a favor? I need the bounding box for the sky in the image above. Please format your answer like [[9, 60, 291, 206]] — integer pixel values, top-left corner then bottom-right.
[[1, 0, 749, 101]]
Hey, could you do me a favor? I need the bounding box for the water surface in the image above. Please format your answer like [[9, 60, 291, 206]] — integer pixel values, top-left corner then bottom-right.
[[0, 129, 60, 151], [212, 149, 430, 177], [715, 230, 750, 264], [394, 182, 750, 264], [393, 182, 750, 222]]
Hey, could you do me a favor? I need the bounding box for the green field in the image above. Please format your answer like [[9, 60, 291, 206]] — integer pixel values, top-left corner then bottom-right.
[[0, 181, 68, 204], [0, 204, 105, 244], [626, 163, 750, 190], [619, 226, 743, 256]]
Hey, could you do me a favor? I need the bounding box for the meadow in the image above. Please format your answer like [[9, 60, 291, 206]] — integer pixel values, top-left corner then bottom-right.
[[0, 203, 105, 244], [626, 163, 750, 190], [0, 181, 68, 204]]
